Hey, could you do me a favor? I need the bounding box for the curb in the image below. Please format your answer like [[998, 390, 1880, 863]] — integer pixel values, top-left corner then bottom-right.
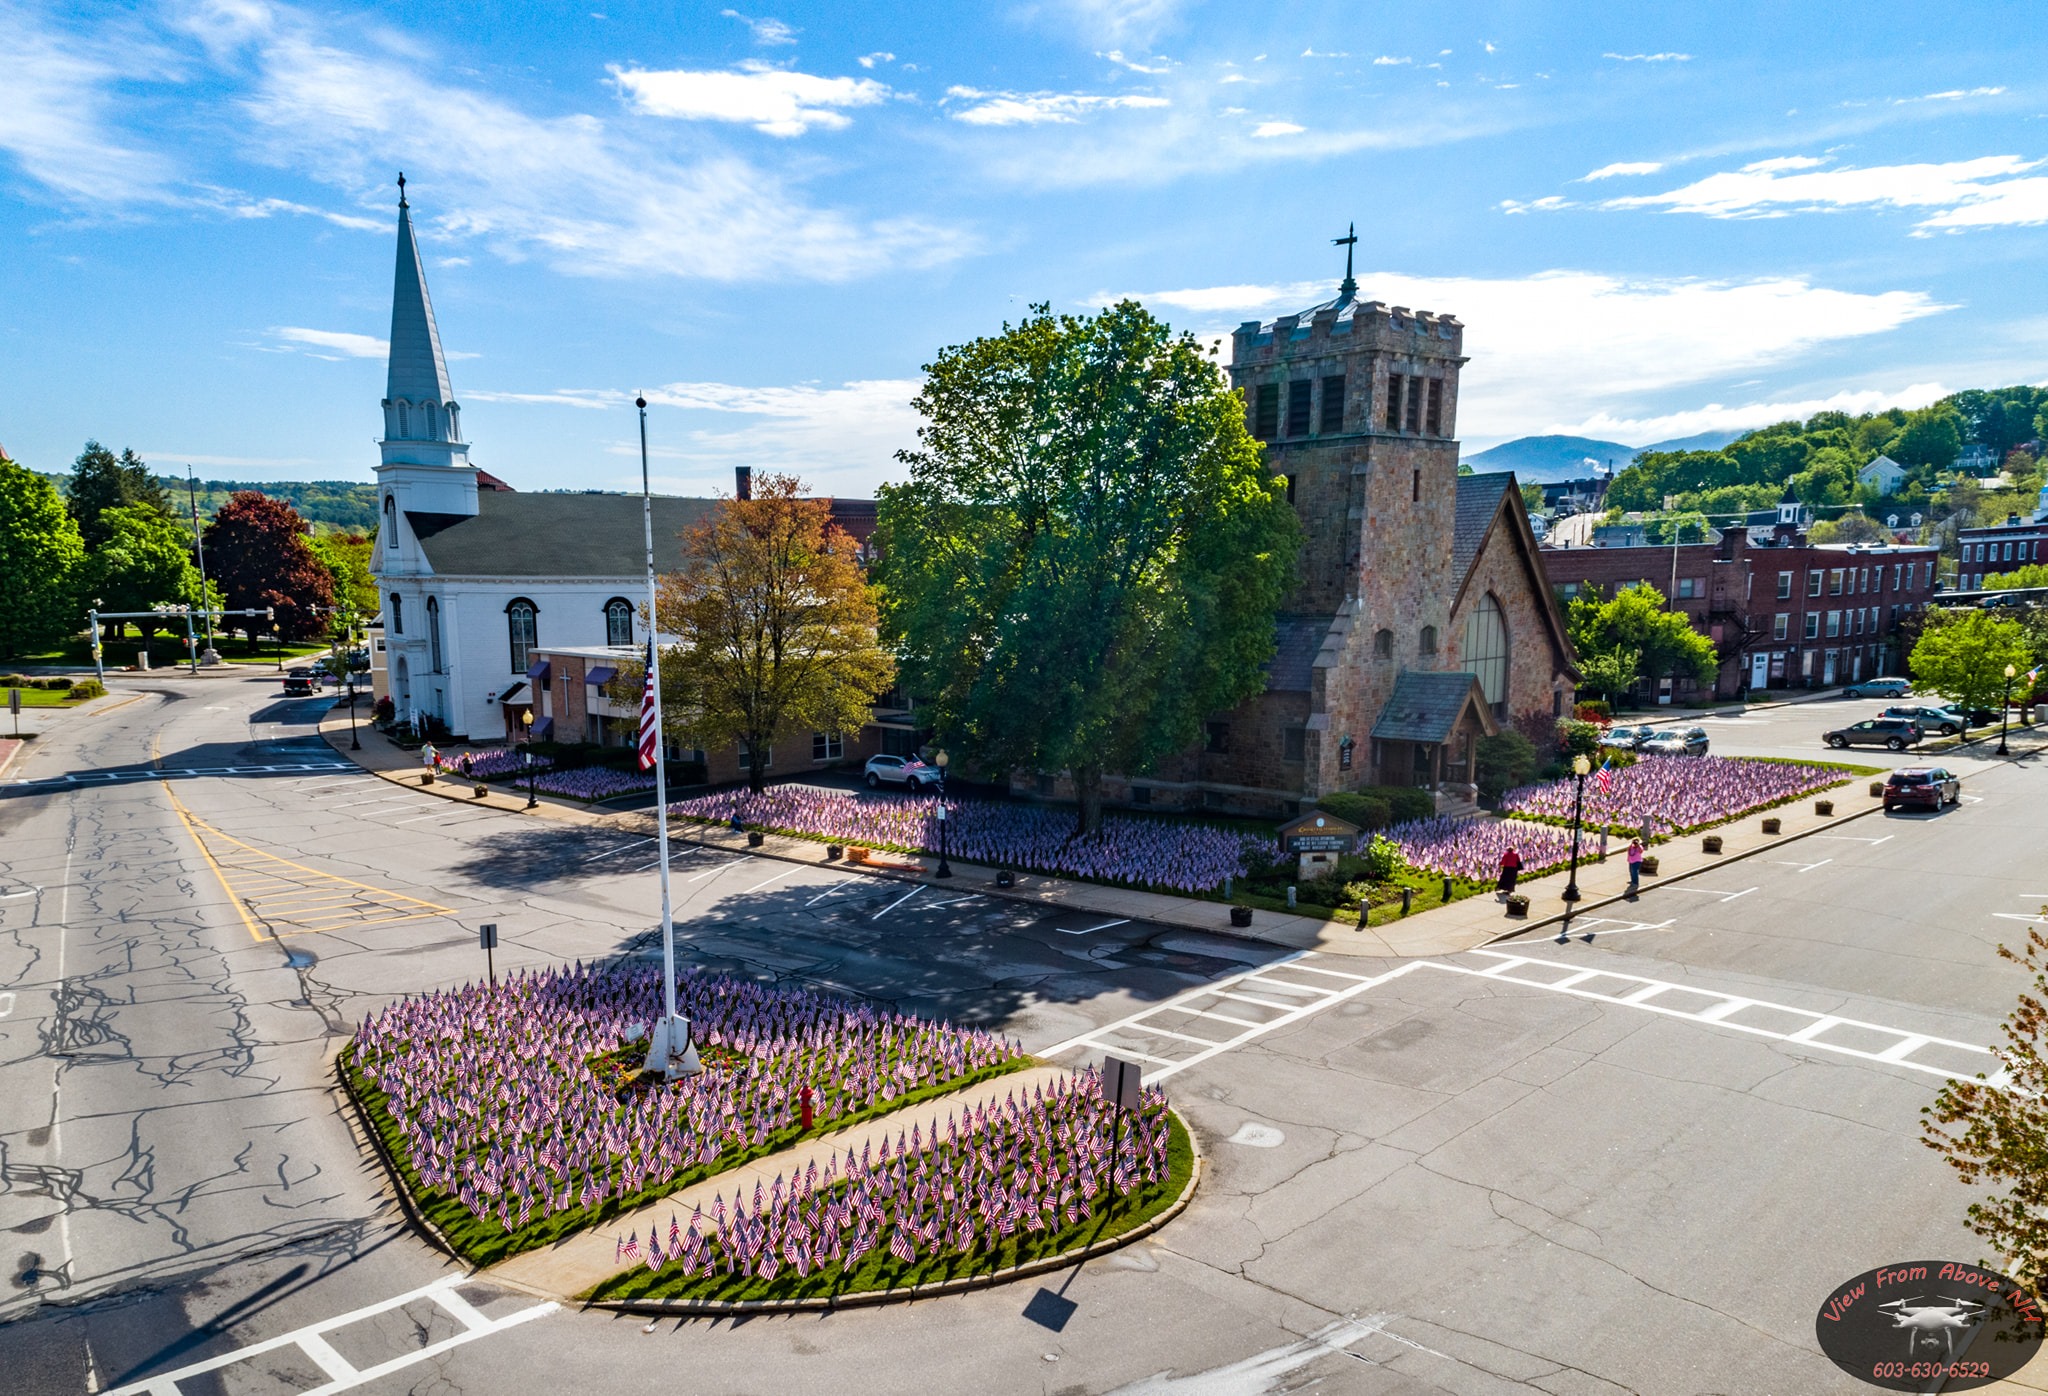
[[1486, 794, 1889, 944], [586, 1108, 1204, 1316], [332, 1043, 470, 1266], [315, 712, 609, 826]]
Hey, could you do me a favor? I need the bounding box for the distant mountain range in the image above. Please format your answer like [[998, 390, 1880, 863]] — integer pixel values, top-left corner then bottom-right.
[[1462, 431, 1741, 482]]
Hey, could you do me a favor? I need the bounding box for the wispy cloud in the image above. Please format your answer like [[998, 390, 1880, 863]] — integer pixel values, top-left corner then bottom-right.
[[271, 326, 387, 358], [1561, 383, 1951, 446], [1102, 49, 1173, 74], [1603, 153, 2048, 230], [1040, 0, 1186, 46], [856, 51, 895, 69], [611, 61, 889, 136], [720, 10, 797, 46], [0, 9, 174, 205], [1581, 160, 1663, 181], [1371, 55, 1410, 66], [1129, 271, 1948, 443], [944, 86, 1169, 126], [1603, 52, 1691, 62], [1251, 121, 1304, 138]]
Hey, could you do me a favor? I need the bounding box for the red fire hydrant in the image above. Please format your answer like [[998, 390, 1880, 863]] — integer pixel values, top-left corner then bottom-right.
[[799, 1085, 814, 1132]]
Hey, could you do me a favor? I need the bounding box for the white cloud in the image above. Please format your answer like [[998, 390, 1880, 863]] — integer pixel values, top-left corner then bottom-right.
[[856, 51, 894, 69], [612, 61, 889, 137], [1500, 194, 1573, 214], [944, 86, 1169, 126], [1129, 271, 1948, 443], [0, 10, 174, 205], [1897, 86, 2005, 104], [1581, 160, 1663, 181], [1372, 55, 1410, 66], [224, 5, 966, 281], [720, 10, 797, 45], [1042, 0, 1185, 46], [1558, 383, 1951, 446], [271, 326, 388, 358], [1251, 121, 1304, 138], [1301, 47, 1349, 59], [197, 187, 386, 230], [1102, 49, 1173, 74], [1603, 52, 1691, 62], [1604, 153, 2048, 229]]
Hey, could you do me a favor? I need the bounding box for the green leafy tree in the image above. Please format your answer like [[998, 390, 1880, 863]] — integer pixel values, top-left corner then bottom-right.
[[202, 492, 335, 643], [90, 504, 205, 638], [1555, 718, 1605, 762], [0, 455, 86, 658], [1886, 405, 1965, 474], [1984, 562, 2048, 591], [66, 442, 170, 551], [1519, 480, 1544, 512], [1475, 730, 1537, 802], [658, 473, 894, 793], [1908, 609, 2031, 715], [1565, 585, 1719, 695], [877, 300, 1300, 833], [1575, 645, 1642, 705], [308, 532, 379, 615], [1807, 510, 1888, 545]]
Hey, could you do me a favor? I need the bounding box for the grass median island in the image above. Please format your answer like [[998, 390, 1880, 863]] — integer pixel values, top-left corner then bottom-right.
[[342, 962, 1031, 1268], [583, 1088, 1193, 1306]]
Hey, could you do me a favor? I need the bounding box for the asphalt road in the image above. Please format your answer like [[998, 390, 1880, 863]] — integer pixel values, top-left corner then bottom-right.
[[1, 673, 2043, 1394]]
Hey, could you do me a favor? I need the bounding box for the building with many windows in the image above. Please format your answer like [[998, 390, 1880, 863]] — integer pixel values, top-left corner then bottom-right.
[[1955, 513, 2048, 590]]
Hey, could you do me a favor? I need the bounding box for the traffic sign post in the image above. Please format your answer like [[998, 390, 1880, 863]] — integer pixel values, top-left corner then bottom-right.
[[479, 922, 498, 984], [8, 686, 19, 739], [1102, 1054, 1142, 1193]]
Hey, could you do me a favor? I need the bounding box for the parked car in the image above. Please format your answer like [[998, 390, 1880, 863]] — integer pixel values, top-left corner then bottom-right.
[[1823, 717, 1922, 750], [1640, 727, 1710, 756], [1599, 725, 1654, 751], [1979, 593, 2025, 609], [863, 754, 941, 790], [281, 668, 317, 696], [1843, 677, 1912, 699], [1882, 766, 1960, 811], [1879, 704, 1967, 736]]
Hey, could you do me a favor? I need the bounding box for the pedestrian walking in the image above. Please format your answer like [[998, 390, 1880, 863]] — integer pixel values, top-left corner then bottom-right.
[[1496, 845, 1522, 901], [1626, 839, 1644, 898]]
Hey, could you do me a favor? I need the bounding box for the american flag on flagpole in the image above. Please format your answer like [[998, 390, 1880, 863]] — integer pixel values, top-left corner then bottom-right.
[[636, 642, 659, 772], [1594, 759, 1615, 794]]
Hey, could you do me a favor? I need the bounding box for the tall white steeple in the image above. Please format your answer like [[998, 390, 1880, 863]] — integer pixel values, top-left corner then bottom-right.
[[379, 173, 469, 472], [375, 174, 477, 526]]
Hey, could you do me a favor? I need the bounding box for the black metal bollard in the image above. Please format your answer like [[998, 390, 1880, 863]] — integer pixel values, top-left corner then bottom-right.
[[1401, 886, 1413, 917]]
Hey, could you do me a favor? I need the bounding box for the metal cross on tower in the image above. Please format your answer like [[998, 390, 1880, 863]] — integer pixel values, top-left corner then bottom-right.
[[1333, 222, 1358, 298]]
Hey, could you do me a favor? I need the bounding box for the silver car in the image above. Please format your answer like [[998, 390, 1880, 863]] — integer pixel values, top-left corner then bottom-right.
[[863, 754, 941, 790]]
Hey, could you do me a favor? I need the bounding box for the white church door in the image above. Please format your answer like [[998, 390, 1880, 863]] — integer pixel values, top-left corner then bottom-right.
[[395, 656, 411, 716]]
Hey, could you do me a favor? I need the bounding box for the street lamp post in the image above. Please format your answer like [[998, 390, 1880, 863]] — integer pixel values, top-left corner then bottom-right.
[[933, 749, 952, 878], [525, 748, 539, 809], [1999, 663, 2017, 756], [348, 664, 361, 750], [1563, 753, 1591, 905]]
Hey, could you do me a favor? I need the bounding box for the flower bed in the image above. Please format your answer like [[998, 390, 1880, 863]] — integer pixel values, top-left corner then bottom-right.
[[1498, 755, 1847, 837], [529, 767, 657, 802], [346, 963, 1026, 1265], [450, 749, 553, 781], [587, 1070, 1187, 1304], [1382, 816, 1577, 881], [670, 787, 1273, 894]]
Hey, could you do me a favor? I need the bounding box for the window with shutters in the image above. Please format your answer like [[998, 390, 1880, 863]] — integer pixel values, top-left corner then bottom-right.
[[1319, 375, 1345, 433], [1384, 374, 1404, 430], [1285, 380, 1312, 437], [1252, 383, 1279, 439]]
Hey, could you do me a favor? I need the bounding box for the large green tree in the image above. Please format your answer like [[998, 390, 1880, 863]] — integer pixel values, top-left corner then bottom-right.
[[66, 442, 170, 551], [89, 504, 206, 638], [1564, 584, 1719, 698], [1909, 610, 2033, 715], [308, 531, 379, 615], [201, 492, 335, 642], [877, 301, 1300, 832], [0, 455, 86, 659]]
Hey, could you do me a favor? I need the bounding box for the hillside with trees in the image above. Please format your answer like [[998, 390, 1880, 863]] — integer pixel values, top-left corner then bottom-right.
[[34, 466, 377, 533]]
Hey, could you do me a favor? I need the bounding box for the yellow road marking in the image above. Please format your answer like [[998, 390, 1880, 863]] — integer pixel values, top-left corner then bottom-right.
[[191, 822, 453, 915], [165, 788, 270, 944]]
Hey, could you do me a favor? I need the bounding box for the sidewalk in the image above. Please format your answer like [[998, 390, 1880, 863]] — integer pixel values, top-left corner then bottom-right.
[[317, 706, 614, 827], [486, 1064, 1072, 1300]]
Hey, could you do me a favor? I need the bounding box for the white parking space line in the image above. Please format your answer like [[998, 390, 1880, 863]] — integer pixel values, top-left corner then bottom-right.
[[1054, 917, 1130, 936], [328, 795, 413, 811], [1661, 885, 1757, 902], [872, 886, 923, 920], [804, 877, 861, 907], [740, 865, 801, 895], [1805, 833, 1895, 845], [1554, 916, 1676, 940], [1993, 913, 2048, 925], [101, 1274, 557, 1396], [581, 837, 655, 864], [924, 894, 984, 910], [683, 858, 744, 883], [1764, 857, 1833, 873], [391, 812, 449, 825]]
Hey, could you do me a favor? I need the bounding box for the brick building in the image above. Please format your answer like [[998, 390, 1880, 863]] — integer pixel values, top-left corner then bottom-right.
[[1956, 512, 2048, 589], [1059, 256, 1577, 817], [1541, 494, 1939, 697]]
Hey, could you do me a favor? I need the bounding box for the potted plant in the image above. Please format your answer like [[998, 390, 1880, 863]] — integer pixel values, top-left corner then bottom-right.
[[1230, 904, 1254, 927], [826, 843, 844, 860], [420, 770, 435, 786], [995, 869, 1015, 889], [1815, 799, 1834, 816], [1640, 854, 1660, 877], [747, 830, 766, 847], [473, 781, 489, 798], [1761, 816, 1781, 835], [1504, 893, 1530, 918], [1702, 834, 1723, 854]]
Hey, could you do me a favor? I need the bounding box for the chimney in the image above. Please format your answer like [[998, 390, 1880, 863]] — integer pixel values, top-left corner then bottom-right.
[[735, 466, 752, 501]]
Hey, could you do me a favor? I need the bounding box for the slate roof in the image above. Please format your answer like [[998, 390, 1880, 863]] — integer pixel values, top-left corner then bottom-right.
[[1370, 670, 1487, 743], [408, 492, 720, 577], [1452, 473, 1514, 577], [1263, 614, 1336, 692]]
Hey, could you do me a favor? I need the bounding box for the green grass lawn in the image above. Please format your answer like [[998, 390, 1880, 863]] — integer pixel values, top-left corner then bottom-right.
[[582, 1110, 1194, 1305], [340, 1042, 1035, 1269], [2, 686, 88, 708], [8, 636, 332, 670]]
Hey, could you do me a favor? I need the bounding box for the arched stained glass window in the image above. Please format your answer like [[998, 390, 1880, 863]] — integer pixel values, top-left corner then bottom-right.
[[604, 597, 634, 648], [426, 597, 443, 673], [1462, 594, 1509, 713], [506, 598, 538, 673]]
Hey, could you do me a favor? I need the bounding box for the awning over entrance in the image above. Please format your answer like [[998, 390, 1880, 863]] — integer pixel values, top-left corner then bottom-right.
[[586, 666, 617, 686], [1370, 671, 1497, 744], [497, 680, 527, 704], [526, 659, 552, 685]]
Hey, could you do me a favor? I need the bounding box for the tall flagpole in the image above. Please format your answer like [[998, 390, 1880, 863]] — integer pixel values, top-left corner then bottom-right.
[[637, 395, 679, 1046]]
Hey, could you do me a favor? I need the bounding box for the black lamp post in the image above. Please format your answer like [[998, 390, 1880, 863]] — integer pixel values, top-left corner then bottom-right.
[[933, 748, 952, 878], [1999, 663, 2016, 756], [1562, 753, 1590, 905], [521, 708, 538, 807]]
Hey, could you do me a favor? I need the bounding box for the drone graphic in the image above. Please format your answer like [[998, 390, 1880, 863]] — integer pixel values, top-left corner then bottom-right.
[[1879, 1296, 1987, 1361]]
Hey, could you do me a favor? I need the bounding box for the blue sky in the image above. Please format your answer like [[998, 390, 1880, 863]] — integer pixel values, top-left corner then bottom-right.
[[3, 0, 2044, 497]]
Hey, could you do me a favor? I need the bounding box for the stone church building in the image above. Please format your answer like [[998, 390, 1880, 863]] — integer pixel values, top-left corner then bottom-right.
[[1101, 260, 1578, 817]]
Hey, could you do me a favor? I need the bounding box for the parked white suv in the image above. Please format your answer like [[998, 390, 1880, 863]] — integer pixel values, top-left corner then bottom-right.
[[863, 755, 941, 790]]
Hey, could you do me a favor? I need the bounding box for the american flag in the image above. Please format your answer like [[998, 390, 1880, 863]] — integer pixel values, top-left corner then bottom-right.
[[1594, 759, 1615, 794], [636, 642, 659, 772]]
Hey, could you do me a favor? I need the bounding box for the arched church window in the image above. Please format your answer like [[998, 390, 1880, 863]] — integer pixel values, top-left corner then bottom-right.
[[1462, 594, 1509, 715], [1419, 625, 1438, 655], [506, 598, 539, 674], [1373, 628, 1393, 660], [424, 403, 440, 440], [390, 593, 404, 636], [604, 597, 634, 648], [446, 402, 460, 440], [427, 597, 443, 674], [397, 401, 410, 436], [383, 494, 397, 547]]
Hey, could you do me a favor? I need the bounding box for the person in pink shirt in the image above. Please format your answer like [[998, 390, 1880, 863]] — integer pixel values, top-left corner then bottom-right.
[[1625, 839, 1645, 899]]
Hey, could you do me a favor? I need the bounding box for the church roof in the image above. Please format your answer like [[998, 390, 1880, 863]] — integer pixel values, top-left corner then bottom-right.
[[1447, 470, 1581, 683], [1263, 614, 1337, 692], [1453, 472, 1515, 576], [1370, 670, 1491, 744], [387, 193, 454, 405], [406, 492, 718, 577]]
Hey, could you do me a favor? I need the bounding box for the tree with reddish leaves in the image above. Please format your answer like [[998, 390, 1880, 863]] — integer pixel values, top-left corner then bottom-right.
[[201, 492, 335, 644]]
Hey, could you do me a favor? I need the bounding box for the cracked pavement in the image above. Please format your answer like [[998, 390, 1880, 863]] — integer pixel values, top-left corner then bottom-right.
[[0, 674, 2043, 1393]]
